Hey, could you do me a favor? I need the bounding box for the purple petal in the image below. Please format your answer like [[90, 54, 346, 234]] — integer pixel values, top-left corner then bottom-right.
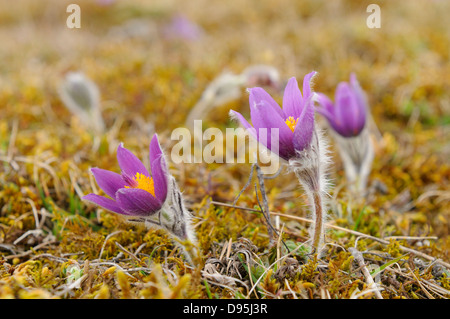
[[316, 93, 341, 130], [116, 188, 162, 216], [293, 96, 315, 152], [82, 193, 127, 215], [315, 99, 341, 136], [349, 73, 366, 106], [91, 167, 125, 199], [252, 100, 296, 160], [151, 155, 169, 203], [248, 87, 285, 119], [349, 73, 368, 130], [117, 143, 149, 178], [335, 82, 360, 136], [229, 110, 257, 139], [282, 77, 304, 119], [148, 134, 169, 203], [302, 71, 317, 100], [149, 134, 163, 164], [316, 93, 335, 116]]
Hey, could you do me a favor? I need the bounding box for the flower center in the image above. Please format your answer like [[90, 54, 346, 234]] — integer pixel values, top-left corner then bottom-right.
[[285, 116, 298, 132], [125, 172, 155, 196]]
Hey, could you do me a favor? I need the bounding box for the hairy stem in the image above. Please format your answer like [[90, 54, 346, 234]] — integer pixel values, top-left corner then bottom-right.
[[334, 128, 374, 195], [295, 172, 326, 253], [312, 191, 324, 250], [290, 128, 330, 255]]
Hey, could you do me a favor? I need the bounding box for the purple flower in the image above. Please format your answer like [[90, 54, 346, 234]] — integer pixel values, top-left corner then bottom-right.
[[162, 14, 203, 41], [316, 73, 367, 138], [230, 71, 317, 161], [82, 134, 169, 217]]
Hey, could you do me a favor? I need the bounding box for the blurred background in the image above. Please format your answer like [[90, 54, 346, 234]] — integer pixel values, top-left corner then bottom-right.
[[1, 0, 448, 131]]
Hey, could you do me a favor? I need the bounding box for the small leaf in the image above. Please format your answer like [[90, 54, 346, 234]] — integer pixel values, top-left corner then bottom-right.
[[370, 254, 408, 277]]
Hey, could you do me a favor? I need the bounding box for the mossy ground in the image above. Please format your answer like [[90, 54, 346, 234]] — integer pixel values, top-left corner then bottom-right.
[[0, 0, 449, 299]]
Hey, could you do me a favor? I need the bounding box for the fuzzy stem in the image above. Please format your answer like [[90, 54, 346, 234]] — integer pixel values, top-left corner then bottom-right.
[[334, 128, 374, 195], [311, 191, 324, 250], [158, 206, 199, 266], [295, 173, 326, 253], [289, 128, 330, 255]]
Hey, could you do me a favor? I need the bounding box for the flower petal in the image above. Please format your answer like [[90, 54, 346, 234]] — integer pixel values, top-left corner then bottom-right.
[[252, 100, 296, 160], [91, 167, 125, 199], [248, 87, 285, 119], [116, 188, 162, 216], [335, 82, 360, 137], [293, 96, 315, 152], [82, 193, 127, 215], [151, 155, 169, 203], [117, 143, 149, 178], [229, 110, 257, 139], [302, 71, 317, 101], [149, 133, 163, 164], [148, 134, 169, 203], [282, 77, 304, 119], [349, 73, 367, 108], [349, 73, 368, 131], [316, 93, 335, 116]]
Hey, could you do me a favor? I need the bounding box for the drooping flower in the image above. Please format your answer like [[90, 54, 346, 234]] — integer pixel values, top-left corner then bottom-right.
[[83, 134, 168, 217], [316, 73, 367, 138], [82, 133, 199, 264], [230, 71, 317, 161], [316, 73, 374, 194]]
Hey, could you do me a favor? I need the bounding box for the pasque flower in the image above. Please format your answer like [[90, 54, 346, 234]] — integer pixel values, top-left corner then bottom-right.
[[316, 73, 367, 138], [82, 134, 198, 264], [316, 73, 374, 194], [83, 134, 168, 216], [230, 71, 317, 161], [230, 71, 331, 255]]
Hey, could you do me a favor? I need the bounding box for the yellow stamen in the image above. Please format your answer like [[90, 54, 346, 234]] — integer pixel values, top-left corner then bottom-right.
[[285, 116, 298, 132], [125, 173, 155, 196]]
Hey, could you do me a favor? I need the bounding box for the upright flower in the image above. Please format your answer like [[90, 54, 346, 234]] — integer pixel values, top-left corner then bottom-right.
[[316, 73, 374, 194], [82, 134, 198, 264], [230, 71, 331, 255], [230, 71, 317, 161]]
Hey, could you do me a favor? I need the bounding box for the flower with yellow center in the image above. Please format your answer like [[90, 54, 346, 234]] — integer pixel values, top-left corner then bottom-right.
[[285, 116, 298, 132], [83, 134, 168, 218], [125, 172, 156, 197]]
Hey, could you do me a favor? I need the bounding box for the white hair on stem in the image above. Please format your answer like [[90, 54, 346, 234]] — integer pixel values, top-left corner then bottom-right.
[[128, 175, 199, 266], [288, 126, 332, 256], [333, 127, 374, 195]]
